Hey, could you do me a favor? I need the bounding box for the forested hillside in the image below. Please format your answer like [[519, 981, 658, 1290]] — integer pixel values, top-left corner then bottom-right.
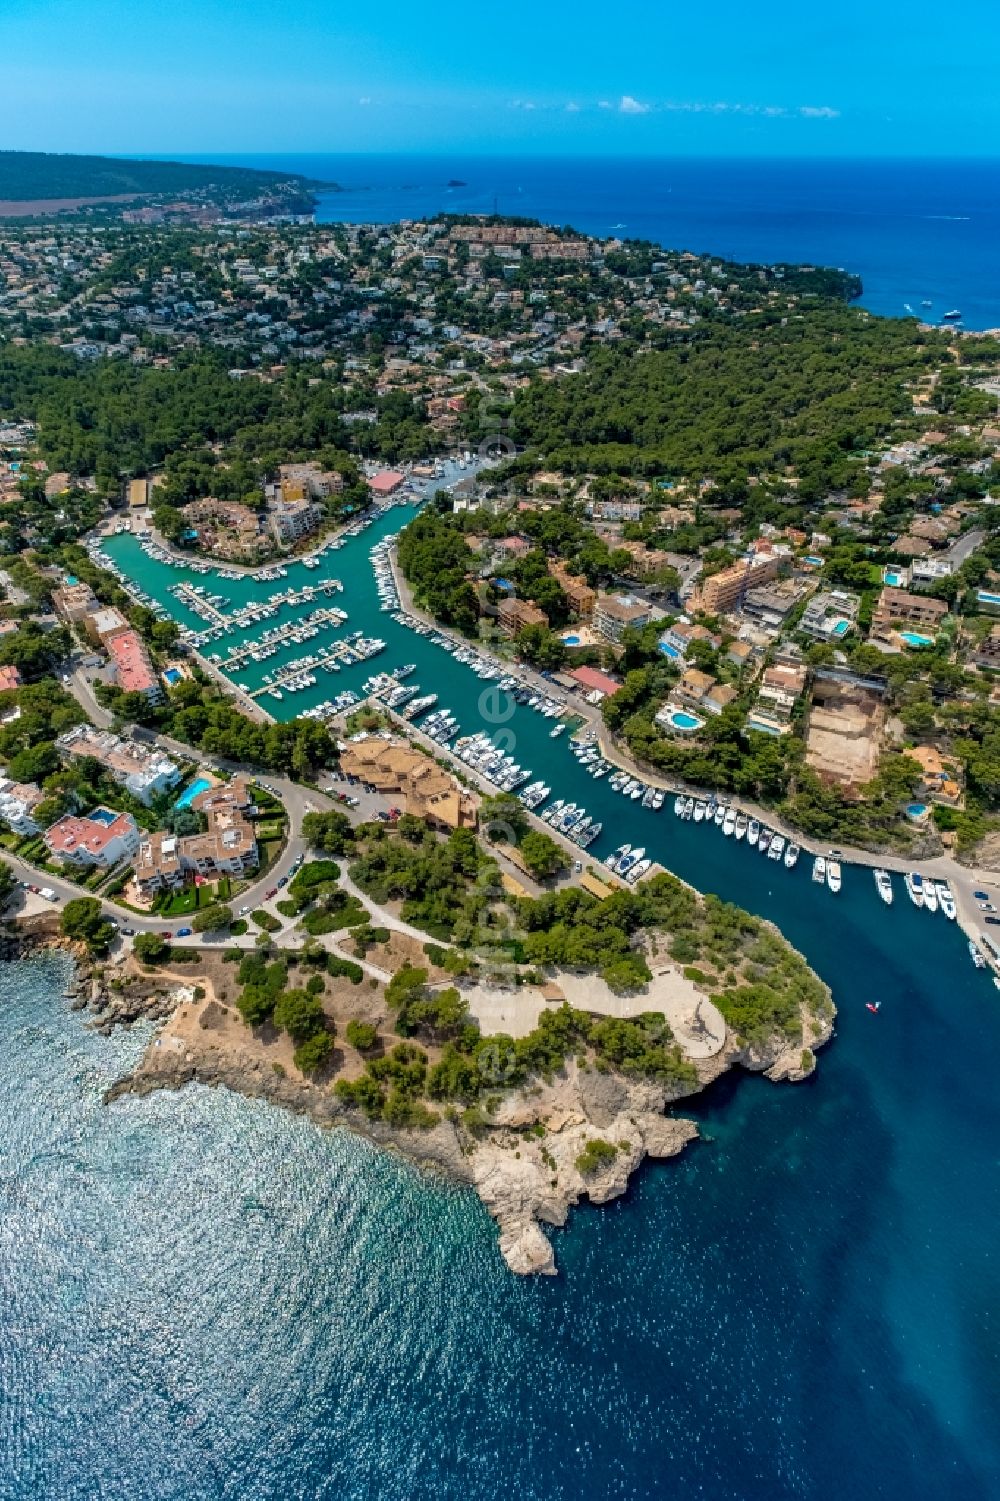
[[0, 151, 326, 204], [511, 306, 950, 498]]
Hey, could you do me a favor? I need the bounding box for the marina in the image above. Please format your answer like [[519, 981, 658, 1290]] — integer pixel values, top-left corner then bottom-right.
[[97, 499, 999, 975]]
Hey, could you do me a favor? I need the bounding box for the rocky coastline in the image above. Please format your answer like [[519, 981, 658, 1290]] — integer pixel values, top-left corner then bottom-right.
[[6, 918, 834, 1276]]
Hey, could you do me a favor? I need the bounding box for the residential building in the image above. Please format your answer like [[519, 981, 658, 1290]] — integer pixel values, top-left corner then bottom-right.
[[970, 623, 1000, 670], [0, 665, 21, 694], [746, 662, 808, 736], [84, 606, 130, 645], [497, 597, 549, 637], [52, 579, 100, 624], [133, 777, 258, 897], [56, 726, 180, 804], [657, 621, 719, 661], [908, 745, 963, 807], [276, 462, 343, 500], [106, 630, 163, 702], [742, 579, 810, 631], [675, 667, 716, 708], [800, 589, 861, 642], [690, 555, 781, 615], [338, 739, 478, 830], [703, 683, 738, 716], [45, 808, 141, 868], [0, 777, 45, 834], [568, 665, 622, 701], [872, 587, 949, 634], [181, 497, 267, 561], [593, 593, 652, 644], [269, 498, 323, 546], [548, 561, 596, 619]]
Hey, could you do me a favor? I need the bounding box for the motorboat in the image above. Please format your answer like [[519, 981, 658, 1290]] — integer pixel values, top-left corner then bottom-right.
[[693, 799, 706, 823], [674, 795, 686, 817], [758, 829, 772, 855], [747, 819, 760, 847], [827, 856, 842, 894], [735, 813, 748, 840], [905, 871, 924, 908], [784, 842, 800, 869], [713, 802, 726, 827], [969, 939, 986, 969], [769, 834, 785, 861], [874, 869, 893, 905], [935, 881, 956, 920], [813, 854, 826, 884], [923, 881, 939, 915], [723, 807, 737, 837]]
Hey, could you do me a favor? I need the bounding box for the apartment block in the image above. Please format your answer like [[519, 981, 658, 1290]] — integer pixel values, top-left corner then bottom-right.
[[269, 498, 323, 546], [45, 808, 141, 868], [497, 597, 549, 637], [52, 579, 100, 624], [57, 726, 180, 804], [691, 556, 781, 615], [0, 777, 45, 834], [106, 630, 163, 703], [872, 587, 949, 633], [593, 593, 652, 644], [133, 777, 258, 898]]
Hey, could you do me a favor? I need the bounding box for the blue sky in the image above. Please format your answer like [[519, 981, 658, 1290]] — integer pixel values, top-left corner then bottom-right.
[[5, 0, 1000, 156]]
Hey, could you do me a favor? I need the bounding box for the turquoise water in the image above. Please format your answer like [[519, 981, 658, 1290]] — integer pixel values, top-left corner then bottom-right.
[[174, 776, 211, 808], [14, 515, 992, 1495]]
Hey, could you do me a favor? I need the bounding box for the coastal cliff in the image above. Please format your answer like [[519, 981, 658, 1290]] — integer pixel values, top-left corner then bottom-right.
[[103, 984, 832, 1275]]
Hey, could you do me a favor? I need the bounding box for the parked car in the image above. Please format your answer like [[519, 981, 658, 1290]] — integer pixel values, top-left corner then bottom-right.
[[266, 887, 278, 899], [122, 928, 135, 936], [277, 876, 288, 887], [161, 931, 173, 939], [974, 891, 991, 901], [175, 926, 192, 937], [239, 905, 251, 916], [987, 916, 1000, 927], [978, 902, 996, 913]]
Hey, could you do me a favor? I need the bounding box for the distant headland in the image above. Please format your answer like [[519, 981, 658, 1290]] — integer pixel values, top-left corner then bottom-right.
[[0, 150, 338, 221]]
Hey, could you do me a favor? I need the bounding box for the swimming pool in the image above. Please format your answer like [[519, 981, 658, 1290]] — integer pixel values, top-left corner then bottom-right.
[[86, 807, 118, 826], [900, 630, 934, 648], [831, 619, 851, 637], [162, 667, 182, 685], [664, 708, 704, 732], [883, 569, 906, 588], [175, 777, 211, 808], [657, 641, 680, 658], [561, 634, 581, 647], [906, 802, 929, 820]]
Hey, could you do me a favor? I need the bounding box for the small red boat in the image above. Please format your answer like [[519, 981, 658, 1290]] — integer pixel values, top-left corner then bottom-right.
[[866, 1002, 880, 1014]]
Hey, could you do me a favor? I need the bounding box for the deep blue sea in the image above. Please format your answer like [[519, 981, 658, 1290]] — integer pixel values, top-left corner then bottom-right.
[[3, 499, 1000, 1499], [174, 153, 1000, 329]]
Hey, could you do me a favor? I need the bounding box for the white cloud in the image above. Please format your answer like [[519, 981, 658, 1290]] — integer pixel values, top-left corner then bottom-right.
[[358, 96, 372, 106], [565, 100, 581, 113], [598, 99, 612, 110], [509, 98, 536, 110], [800, 105, 840, 118], [619, 95, 650, 114]]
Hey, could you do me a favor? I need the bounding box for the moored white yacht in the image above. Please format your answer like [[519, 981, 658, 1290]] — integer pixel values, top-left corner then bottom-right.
[[784, 842, 800, 869], [812, 854, 826, 884], [874, 869, 893, 905], [747, 819, 760, 847], [923, 881, 939, 915], [827, 855, 842, 894], [905, 871, 924, 907], [935, 881, 957, 920]]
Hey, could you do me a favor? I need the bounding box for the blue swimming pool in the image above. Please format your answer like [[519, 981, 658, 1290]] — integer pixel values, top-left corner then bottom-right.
[[175, 777, 211, 808], [832, 619, 851, 637], [665, 708, 704, 732], [900, 630, 934, 648], [86, 807, 118, 826], [658, 641, 680, 658], [906, 802, 929, 820], [561, 634, 581, 646], [162, 667, 182, 685]]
